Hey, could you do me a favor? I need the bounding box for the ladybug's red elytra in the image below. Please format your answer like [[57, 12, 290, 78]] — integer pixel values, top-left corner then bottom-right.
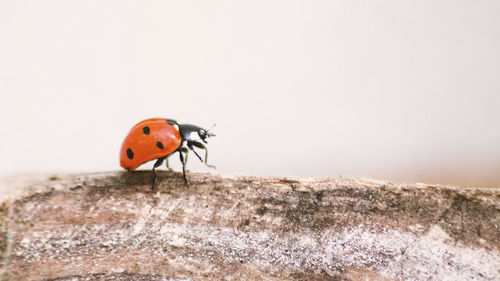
[[120, 118, 215, 189]]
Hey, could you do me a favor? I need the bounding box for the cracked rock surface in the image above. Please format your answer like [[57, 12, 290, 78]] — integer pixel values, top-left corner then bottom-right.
[[0, 171, 499, 280]]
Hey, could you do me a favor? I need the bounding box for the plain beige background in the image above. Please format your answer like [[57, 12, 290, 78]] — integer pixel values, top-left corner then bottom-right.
[[1, 1, 499, 187]]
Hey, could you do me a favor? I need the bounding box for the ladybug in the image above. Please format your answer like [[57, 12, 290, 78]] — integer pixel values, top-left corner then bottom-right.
[[120, 118, 215, 189]]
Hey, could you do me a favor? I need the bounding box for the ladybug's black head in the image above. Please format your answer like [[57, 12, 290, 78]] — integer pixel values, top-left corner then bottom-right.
[[198, 127, 216, 143], [179, 124, 215, 144]]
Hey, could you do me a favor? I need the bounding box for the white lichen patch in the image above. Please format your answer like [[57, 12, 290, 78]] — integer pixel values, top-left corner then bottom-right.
[[12, 222, 500, 281]]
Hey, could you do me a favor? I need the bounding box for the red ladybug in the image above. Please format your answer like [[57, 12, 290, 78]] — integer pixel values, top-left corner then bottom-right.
[[120, 118, 215, 189]]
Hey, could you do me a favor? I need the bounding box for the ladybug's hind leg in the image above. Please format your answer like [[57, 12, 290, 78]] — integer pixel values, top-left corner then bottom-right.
[[152, 156, 166, 190]]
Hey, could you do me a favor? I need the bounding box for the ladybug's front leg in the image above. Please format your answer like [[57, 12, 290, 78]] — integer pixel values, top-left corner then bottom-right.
[[187, 140, 216, 169]]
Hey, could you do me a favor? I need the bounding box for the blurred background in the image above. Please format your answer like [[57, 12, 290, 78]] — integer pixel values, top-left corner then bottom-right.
[[1, 1, 499, 187]]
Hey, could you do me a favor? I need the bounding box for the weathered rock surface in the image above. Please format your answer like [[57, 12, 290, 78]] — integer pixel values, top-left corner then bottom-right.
[[0, 171, 498, 281]]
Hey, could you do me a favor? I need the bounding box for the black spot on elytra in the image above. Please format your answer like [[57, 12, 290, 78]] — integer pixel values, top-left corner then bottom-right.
[[126, 148, 134, 159], [156, 141, 164, 149], [166, 119, 177, 125], [143, 126, 150, 135]]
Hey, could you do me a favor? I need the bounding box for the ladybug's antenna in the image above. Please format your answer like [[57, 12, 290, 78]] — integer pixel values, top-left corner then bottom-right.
[[207, 123, 216, 137]]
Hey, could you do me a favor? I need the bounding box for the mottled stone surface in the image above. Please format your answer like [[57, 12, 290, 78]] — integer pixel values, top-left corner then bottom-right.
[[0, 171, 499, 281]]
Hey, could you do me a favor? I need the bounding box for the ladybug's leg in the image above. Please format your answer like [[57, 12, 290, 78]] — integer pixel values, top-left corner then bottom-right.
[[152, 156, 165, 190], [165, 151, 184, 171], [178, 148, 189, 186], [165, 156, 174, 171], [187, 141, 203, 162], [178, 147, 189, 165], [187, 140, 216, 169]]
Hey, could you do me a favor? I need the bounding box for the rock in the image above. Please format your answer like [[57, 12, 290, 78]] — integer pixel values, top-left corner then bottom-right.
[[0, 171, 498, 281]]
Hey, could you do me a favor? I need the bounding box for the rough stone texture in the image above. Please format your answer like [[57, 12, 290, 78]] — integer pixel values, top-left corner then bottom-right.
[[0, 171, 498, 281]]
